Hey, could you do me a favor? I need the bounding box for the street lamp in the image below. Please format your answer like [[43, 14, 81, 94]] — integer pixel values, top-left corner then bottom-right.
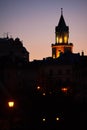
[[8, 100, 15, 130], [56, 117, 60, 121], [8, 101, 14, 108], [37, 86, 41, 90]]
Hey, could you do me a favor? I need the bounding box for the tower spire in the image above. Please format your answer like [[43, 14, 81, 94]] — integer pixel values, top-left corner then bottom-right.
[[61, 8, 63, 15], [51, 9, 73, 58]]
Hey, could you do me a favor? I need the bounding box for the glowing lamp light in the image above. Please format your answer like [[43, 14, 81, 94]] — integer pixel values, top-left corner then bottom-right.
[[43, 93, 46, 96], [56, 117, 60, 121], [42, 118, 46, 122], [37, 86, 40, 90], [53, 54, 55, 59], [59, 38, 62, 43], [8, 101, 14, 108], [61, 87, 68, 93], [64, 36, 68, 43]]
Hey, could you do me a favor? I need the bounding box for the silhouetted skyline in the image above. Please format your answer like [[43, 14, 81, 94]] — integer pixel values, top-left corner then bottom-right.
[[0, 0, 87, 61]]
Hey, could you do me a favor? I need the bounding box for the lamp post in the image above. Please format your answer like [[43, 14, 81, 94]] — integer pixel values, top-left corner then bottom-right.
[[8, 100, 15, 130]]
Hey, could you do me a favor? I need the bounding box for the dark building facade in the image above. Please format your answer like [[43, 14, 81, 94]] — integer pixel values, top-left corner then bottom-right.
[[0, 10, 87, 130]]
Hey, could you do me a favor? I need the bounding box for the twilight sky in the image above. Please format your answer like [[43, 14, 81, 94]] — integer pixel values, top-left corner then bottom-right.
[[0, 0, 87, 61]]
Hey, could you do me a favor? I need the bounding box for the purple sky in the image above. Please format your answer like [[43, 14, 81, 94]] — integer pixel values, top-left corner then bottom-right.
[[0, 0, 87, 61]]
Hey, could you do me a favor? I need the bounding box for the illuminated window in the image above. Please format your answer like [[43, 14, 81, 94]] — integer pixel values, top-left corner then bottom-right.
[[61, 87, 68, 93], [53, 54, 55, 59], [57, 50, 61, 58], [59, 38, 62, 43], [43, 93, 46, 96], [64, 36, 68, 43]]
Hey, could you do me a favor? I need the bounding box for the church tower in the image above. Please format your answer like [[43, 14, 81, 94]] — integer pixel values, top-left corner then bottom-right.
[[52, 8, 73, 58]]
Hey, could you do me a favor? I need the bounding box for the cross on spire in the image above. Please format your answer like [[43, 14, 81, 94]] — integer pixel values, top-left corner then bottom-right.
[[61, 8, 63, 15]]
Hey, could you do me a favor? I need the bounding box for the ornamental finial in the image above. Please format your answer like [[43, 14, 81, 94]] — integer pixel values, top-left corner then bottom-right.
[[61, 8, 63, 15]]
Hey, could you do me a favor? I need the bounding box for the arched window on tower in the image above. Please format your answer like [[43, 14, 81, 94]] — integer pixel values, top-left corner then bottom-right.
[[59, 37, 62, 43], [64, 36, 68, 43]]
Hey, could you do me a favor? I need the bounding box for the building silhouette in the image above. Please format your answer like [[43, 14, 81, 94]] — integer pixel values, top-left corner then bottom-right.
[[0, 9, 86, 103], [0, 9, 87, 130], [0, 36, 29, 64]]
